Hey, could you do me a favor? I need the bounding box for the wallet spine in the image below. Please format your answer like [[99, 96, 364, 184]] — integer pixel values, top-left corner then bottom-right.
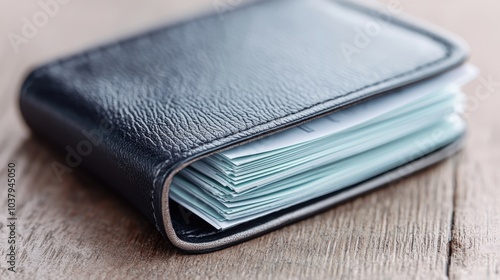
[[19, 67, 163, 230]]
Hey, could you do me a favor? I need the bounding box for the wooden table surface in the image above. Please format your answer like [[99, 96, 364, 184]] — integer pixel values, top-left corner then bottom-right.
[[1, 0, 499, 279]]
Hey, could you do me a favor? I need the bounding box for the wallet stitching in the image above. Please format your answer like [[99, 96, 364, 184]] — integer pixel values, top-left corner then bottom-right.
[[23, 2, 457, 233]]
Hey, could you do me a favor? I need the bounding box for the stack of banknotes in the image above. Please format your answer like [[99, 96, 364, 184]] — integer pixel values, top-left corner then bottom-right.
[[170, 65, 477, 230]]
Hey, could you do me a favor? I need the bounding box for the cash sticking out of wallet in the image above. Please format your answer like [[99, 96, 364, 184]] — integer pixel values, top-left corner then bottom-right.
[[170, 65, 477, 230]]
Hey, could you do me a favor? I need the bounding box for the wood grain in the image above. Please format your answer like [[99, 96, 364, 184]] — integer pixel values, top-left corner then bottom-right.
[[0, 0, 499, 279]]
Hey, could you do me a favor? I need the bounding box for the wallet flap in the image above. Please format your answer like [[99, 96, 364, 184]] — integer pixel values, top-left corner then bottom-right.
[[20, 0, 468, 252]]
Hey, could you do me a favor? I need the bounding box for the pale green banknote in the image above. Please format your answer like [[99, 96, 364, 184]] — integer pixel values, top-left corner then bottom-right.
[[170, 65, 477, 230]]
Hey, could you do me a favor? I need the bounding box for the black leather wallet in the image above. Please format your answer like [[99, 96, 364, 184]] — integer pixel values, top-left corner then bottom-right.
[[20, 0, 468, 252]]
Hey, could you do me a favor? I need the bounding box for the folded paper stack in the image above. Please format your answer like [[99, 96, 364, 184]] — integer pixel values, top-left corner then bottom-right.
[[170, 65, 477, 230]]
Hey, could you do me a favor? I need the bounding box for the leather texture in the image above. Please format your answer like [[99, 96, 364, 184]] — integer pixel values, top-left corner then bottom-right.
[[20, 0, 468, 252]]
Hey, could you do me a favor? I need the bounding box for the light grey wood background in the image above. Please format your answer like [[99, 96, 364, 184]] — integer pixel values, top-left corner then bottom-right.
[[0, 0, 499, 279]]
